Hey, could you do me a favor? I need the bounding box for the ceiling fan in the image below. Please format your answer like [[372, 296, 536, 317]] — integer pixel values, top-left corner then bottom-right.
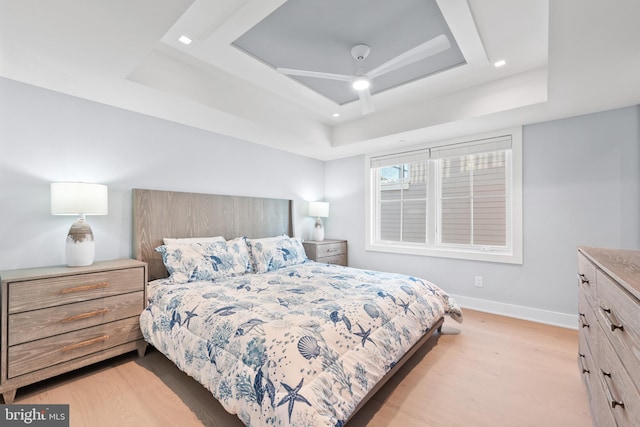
[[277, 34, 451, 115]]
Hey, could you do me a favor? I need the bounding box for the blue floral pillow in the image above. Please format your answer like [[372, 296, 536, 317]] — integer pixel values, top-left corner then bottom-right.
[[246, 235, 307, 273], [156, 239, 251, 283], [226, 236, 253, 274]]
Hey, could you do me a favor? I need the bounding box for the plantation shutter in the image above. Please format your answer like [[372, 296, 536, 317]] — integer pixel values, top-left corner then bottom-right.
[[369, 148, 429, 168], [434, 136, 511, 247], [371, 149, 429, 243]]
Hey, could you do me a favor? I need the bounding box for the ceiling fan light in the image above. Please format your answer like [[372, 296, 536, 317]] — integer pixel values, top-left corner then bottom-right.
[[352, 77, 370, 91]]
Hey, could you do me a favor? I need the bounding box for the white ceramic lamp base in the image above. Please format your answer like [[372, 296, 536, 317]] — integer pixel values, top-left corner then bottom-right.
[[313, 217, 325, 242], [66, 217, 95, 267]]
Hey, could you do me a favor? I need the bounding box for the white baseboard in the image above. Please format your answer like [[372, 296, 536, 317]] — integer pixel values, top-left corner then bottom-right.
[[450, 294, 578, 330]]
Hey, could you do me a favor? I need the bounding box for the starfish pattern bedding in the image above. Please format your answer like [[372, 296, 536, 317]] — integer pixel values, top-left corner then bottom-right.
[[140, 261, 462, 426]]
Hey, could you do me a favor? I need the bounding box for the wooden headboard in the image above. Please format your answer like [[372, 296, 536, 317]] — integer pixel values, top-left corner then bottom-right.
[[132, 189, 294, 281]]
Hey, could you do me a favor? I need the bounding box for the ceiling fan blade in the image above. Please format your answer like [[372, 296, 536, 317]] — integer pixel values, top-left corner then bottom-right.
[[358, 88, 375, 115], [277, 67, 353, 82], [366, 34, 451, 80]]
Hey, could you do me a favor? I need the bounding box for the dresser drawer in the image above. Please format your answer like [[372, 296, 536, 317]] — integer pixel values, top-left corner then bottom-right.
[[578, 290, 597, 343], [577, 251, 597, 303], [8, 267, 145, 313], [578, 335, 617, 427], [590, 375, 618, 427], [578, 328, 595, 393], [8, 291, 144, 346], [596, 326, 640, 427], [596, 270, 640, 389], [7, 317, 142, 379], [577, 247, 640, 427]]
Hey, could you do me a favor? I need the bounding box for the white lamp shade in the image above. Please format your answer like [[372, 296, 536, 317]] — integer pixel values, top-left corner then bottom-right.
[[51, 182, 108, 215], [308, 201, 329, 218]]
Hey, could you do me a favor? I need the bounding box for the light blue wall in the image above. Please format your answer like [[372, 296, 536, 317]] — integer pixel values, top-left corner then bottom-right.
[[325, 106, 640, 325], [0, 78, 325, 270], [2, 76, 638, 325]]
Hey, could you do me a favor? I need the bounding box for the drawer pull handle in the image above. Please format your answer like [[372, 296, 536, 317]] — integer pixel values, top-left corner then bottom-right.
[[578, 313, 589, 328], [326, 249, 339, 253], [578, 353, 589, 374], [577, 274, 589, 284], [601, 370, 625, 409], [600, 307, 624, 332], [61, 308, 110, 323], [61, 335, 109, 352], [61, 282, 110, 294]]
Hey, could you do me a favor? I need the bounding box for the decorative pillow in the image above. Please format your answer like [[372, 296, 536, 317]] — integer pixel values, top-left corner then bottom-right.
[[156, 240, 251, 283], [226, 236, 253, 274], [163, 236, 225, 245], [246, 235, 307, 273]]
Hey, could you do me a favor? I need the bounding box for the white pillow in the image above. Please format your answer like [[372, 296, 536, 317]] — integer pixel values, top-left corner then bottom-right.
[[163, 236, 225, 245], [246, 235, 307, 273], [156, 240, 251, 283]]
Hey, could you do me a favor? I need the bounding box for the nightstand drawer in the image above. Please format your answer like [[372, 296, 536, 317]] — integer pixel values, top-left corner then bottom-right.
[[8, 317, 142, 379], [1, 259, 148, 404], [8, 267, 145, 313], [303, 240, 348, 266], [319, 254, 348, 266], [316, 241, 347, 257], [8, 291, 144, 346]]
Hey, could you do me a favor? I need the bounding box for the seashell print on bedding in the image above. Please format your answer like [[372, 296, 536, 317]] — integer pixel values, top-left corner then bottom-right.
[[297, 336, 321, 360], [140, 261, 463, 426]]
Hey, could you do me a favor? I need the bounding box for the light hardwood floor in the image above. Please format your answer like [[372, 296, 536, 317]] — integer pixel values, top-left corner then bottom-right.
[[10, 309, 592, 427]]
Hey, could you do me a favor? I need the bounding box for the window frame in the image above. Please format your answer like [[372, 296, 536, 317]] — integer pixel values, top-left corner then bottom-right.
[[365, 127, 523, 264]]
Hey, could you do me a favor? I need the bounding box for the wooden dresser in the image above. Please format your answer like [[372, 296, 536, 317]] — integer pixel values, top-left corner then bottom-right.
[[577, 247, 640, 427], [303, 239, 348, 266], [0, 259, 148, 404]]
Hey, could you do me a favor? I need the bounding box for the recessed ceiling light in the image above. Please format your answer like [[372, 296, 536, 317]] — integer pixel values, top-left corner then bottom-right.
[[332, 113, 340, 118], [178, 35, 192, 45], [494, 59, 506, 68]]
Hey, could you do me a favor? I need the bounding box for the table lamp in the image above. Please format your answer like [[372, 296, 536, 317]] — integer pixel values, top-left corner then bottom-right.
[[308, 201, 329, 242], [51, 182, 108, 266]]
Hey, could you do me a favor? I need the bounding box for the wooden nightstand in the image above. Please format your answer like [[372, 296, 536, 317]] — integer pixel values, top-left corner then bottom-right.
[[303, 239, 348, 266], [0, 259, 148, 404]]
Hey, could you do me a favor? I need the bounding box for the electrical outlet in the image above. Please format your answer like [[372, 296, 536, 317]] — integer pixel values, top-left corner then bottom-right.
[[474, 276, 483, 287]]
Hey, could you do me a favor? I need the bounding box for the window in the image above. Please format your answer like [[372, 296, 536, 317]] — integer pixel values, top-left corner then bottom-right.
[[365, 128, 522, 264]]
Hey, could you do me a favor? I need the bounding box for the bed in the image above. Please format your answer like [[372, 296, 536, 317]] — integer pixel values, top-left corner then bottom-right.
[[133, 189, 462, 426]]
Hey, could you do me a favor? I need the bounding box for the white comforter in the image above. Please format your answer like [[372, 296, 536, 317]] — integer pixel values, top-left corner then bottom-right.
[[140, 261, 462, 426]]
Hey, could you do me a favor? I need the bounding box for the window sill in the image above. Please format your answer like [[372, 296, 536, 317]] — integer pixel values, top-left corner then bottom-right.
[[365, 242, 523, 264]]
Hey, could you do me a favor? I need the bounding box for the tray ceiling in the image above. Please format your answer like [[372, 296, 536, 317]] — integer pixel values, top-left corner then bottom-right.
[[2, 0, 639, 160], [232, 0, 466, 105]]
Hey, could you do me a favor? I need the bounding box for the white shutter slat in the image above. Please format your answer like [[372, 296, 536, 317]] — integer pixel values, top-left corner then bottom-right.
[[431, 135, 511, 159], [402, 200, 426, 243], [439, 143, 508, 248], [370, 149, 429, 169]]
